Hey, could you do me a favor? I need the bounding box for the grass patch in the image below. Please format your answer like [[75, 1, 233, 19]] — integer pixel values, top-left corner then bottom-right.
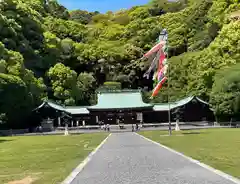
[[0, 133, 108, 184], [139, 128, 240, 179]]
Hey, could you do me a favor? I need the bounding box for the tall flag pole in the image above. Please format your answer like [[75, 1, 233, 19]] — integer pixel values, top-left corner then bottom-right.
[[166, 35, 172, 136], [142, 28, 172, 135]]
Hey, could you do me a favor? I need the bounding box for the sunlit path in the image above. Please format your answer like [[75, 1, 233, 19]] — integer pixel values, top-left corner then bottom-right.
[[70, 133, 238, 184]]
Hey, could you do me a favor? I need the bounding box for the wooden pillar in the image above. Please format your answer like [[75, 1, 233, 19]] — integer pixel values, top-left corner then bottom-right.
[[96, 116, 99, 124], [71, 120, 74, 127], [82, 120, 85, 126], [76, 120, 79, 127]]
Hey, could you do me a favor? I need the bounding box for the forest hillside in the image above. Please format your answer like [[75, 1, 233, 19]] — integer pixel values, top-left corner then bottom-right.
[[0, 0, 239, 128]]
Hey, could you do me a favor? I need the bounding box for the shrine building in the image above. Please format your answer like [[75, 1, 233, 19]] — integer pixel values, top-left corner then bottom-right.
[[33, 90, 215, 127]]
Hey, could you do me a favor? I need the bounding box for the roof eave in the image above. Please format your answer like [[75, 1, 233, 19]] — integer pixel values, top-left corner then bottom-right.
[[88, 105, 153, 111]]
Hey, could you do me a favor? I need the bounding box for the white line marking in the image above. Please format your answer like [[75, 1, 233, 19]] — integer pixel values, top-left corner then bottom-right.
[[136, 133, 240, 184], [61, 133, 112, 184]]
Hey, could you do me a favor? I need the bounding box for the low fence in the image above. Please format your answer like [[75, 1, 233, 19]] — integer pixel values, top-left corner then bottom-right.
[[55, 125, 100, 131], [142, 122, 212, 128], [1, 122, 238, 136], [0, 129, 29, 136], [218, 122, 240, 128]]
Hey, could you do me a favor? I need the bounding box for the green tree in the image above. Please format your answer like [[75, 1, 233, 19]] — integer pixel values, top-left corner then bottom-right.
[[98, 81, 122, 91], [47, 63, 79, 105], [46, 0, 70, 19], [210, 64, 240, 121], [149, 0, 187, 14], [0, 73, 41, 128], [69, 10, 99, 24], [47, 63, 96, 105], [76, 72, 96, 105], [44, 17, 87, 42]]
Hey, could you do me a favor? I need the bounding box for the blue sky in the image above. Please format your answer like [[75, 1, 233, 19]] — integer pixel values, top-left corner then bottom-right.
[[58, 0, 150, 13]]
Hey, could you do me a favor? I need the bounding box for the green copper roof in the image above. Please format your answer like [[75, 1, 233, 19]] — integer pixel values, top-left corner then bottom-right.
[[88, 90, 153, 110], [34, 95, 209, 114], [153, 103, 175, 111], [153, 96, 209, 111], [33, 101, 66, 112], [34, 101, 89, 115], [65, 107, 89, 115]]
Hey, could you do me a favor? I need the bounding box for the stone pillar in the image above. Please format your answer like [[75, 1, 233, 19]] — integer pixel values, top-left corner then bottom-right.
[[175, 119, 180, 131], [137, 112, 143, 126], [76, 120, 79, 127], [58, 117, 61, 127], [82, 120, 85, 127], [71, 120, 74, 127], [64, 123, 69, 136]]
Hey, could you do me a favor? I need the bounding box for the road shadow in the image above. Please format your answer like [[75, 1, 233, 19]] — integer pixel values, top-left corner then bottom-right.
[[181, 132, 205, 135], [0, 139, 13, 143]]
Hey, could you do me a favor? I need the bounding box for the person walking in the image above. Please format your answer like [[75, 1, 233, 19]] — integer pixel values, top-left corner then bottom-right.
[[107, 124, 110, 132], [136, 123, 139, 131]]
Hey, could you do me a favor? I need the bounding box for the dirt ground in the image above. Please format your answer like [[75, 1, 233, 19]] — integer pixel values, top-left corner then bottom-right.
[[7, 176, 38, 184]]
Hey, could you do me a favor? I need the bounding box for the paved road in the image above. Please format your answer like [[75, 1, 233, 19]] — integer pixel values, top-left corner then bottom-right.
[[71, 132, 237, 184]]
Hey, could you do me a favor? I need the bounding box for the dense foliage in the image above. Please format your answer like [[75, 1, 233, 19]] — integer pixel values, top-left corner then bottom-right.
[[0, 0, 239, 127]]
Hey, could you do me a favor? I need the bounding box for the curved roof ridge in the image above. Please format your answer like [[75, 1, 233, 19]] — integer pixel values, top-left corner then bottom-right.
[[33, 100, 66, 112], [153, 96, 209, 111], [65, 106, 89, 109], [195, 97, 209, 105], [97, 89, 142, 94]]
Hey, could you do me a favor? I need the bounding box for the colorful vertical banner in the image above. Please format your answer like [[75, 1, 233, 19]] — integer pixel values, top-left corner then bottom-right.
[[142, 29, 168, 98]]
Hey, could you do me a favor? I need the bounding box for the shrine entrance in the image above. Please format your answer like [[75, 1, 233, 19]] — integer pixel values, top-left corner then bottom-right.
[[88, 90, 153, 125]]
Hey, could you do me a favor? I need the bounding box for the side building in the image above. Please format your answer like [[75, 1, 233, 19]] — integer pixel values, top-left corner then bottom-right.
[[33, 101, 91, 128], [144, 96, 215, 123]]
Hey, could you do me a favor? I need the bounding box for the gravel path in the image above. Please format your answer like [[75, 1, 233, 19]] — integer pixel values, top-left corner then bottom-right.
[[71, 132, 238, 184]]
